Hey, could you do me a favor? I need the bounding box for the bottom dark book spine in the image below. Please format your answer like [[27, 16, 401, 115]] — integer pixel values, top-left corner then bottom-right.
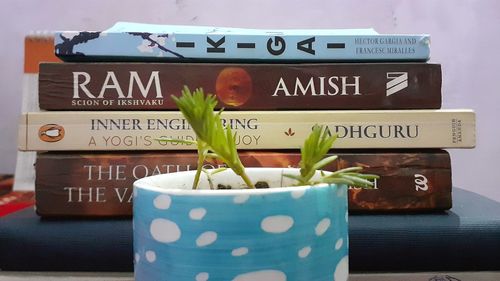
[[2, 188, 499, 272], [35, 150, 452, 216]]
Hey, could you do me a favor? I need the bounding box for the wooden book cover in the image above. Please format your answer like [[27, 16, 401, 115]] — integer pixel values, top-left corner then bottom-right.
[[39, 62, 441, 110], [35, 150, 452, 216]]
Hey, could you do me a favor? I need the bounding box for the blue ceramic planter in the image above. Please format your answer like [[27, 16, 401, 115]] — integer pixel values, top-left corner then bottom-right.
[[133, 168, 348, 281]]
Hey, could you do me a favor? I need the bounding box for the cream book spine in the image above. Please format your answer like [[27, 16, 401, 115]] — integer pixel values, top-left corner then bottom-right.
[[18, 109, 475, 151]]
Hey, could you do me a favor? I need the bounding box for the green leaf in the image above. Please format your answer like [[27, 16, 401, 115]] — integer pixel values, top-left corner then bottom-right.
[[209, 167, 228, 175], [294, 125, 340, 185], [171, 86, 254, 189], [326, 167, 363, 177], [340, 174, 375, 187], [311, 155, 338, 171], [320, 177, 356, 186], [155, 137, 198, 145], [205, 153, 220, 159]]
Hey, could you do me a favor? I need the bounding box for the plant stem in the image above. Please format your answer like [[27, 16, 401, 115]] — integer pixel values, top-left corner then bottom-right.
[[192, 154, 204, 189], [192, 140, 207, 189], [202, 168, 215, 190], [240, 171, 255, 189]]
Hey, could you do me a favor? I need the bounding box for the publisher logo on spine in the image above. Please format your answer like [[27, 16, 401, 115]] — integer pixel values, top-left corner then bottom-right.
[[39, 124, 65, 142], [386, 72, 408, 96]]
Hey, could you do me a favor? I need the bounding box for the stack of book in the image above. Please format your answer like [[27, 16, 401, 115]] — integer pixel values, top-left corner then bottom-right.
[[20, 22, 475, 217], [3, 22, 494, 279]]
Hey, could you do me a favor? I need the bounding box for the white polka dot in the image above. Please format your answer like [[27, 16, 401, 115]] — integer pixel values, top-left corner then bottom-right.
[[232, 270, 286, 281], [231, 247, 249, 256], [315, 218, 331, 236], [335, 238, 344, 250], [334, 256, 349, 281], [134, 253, 140, 263], [298, 246, 311, 258], [196, 231, 217, 247], [261, 215, 294, 233], [233, 194, 250, 204], [189, 208, 207, 220], [154, 194, 172, 210], [196, 272, 209, 281], [145, 250, 156, 262], [150, 218, 181, 243], [291, 189, 306, 199]]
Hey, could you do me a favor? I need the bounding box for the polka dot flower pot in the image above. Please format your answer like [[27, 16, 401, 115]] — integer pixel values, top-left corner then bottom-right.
[[133, 168, 349, 281]]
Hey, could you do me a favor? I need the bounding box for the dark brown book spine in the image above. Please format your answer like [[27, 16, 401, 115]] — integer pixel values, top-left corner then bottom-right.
[[39, 62, 441, 110], [35, 150, 452, 217]]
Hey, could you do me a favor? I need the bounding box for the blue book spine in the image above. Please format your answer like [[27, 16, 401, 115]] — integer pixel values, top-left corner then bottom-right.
[[1, 189, 500, 272], [54, 30, 430, 62]]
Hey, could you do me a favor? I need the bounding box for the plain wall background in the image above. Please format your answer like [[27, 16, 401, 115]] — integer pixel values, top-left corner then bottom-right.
[[1, 0, 498, 201]]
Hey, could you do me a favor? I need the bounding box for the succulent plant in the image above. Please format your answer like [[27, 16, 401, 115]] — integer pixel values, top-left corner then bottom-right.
[[158, 86, 378, 189]]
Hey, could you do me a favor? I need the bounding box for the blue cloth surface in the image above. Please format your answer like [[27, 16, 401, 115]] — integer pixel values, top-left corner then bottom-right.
[[0, 188, 499, 272]]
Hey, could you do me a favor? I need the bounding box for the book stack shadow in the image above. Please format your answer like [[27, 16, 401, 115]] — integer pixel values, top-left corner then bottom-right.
[[3, 23, 489, 276]]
